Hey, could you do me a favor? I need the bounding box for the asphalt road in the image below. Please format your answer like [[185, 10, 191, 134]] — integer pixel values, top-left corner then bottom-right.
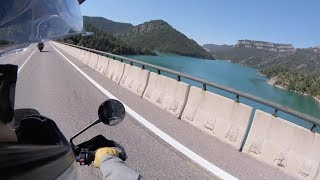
[[0, 43, 294, 180]]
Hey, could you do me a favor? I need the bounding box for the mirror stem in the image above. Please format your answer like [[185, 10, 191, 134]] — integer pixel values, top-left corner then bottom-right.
[[70, 118, 101, 146]]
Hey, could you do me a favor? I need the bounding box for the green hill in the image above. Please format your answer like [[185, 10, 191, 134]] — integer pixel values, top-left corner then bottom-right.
[[116, 20, 214, 59], [83, 16, 133, 34], [60, 22, 153, 55], [261, 67, 320, 100]]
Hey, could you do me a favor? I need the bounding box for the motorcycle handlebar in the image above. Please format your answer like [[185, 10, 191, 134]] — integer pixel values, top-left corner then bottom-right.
[[76, 149, 95, 166], [73, 135, 127, 165]]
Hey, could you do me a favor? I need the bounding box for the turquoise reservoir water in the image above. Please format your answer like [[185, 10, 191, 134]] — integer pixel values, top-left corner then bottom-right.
[[128, 53, 320, 130]]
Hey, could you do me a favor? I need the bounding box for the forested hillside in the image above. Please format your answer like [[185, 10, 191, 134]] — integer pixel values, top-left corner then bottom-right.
[[83, 16, 133, 34], [116, 20, 214, 59], [60, 22, 153, 55]]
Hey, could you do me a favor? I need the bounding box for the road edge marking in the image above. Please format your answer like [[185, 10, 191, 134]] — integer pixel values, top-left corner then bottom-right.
[[18, 48, 37, 73], [51, 42, 238, 180]]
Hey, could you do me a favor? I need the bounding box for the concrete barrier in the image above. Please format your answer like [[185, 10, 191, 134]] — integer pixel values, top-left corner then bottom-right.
[[82, 51, 91, 64], [94, 55, 109, 74], [66, 46, 71, 54], [72, 48, 80, 58], [60, 44, 67, 53], [88, 52, 99, 69], [69, 47, 74, 55], [120, 64, 150, 97], [181, 86, 205, 122], [143, 72, 190, 118], [72, 48, 78, 57], [243, 110, 320, 179], [84, 51, 93, 66], [181, 86, 253, 150], [79, 50, 86, 60], [105, 59, 116, 79], [69, 47, 76, 56], [65, 46, 70, 55], [56, 43, 62, 49], [75, 49, 85, 60], [105, 60, 125, 84], [65, 46, 71, 55], [68, 45, 75, 56], [73, 48, 81, 58]]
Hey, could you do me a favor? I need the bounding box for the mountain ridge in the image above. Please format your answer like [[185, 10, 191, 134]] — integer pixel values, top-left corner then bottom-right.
[[115, 19, 214, 59], [83, 16, 134, 34], [203, 40, 320, 73], [83, 16, 213, 59], [235, 40, 295, 53]]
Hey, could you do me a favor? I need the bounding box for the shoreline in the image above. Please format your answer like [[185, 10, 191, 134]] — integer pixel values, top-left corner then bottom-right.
[[267, 77, 320, 103]]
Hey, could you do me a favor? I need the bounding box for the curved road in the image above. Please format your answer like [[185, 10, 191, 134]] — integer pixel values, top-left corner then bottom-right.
[[0, 43, 294, 180]]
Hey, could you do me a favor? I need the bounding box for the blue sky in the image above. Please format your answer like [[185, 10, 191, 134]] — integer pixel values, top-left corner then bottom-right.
[[80, 0, 320, 48]]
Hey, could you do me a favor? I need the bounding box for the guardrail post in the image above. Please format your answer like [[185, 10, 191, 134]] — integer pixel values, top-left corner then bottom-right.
[[157, 69, 161, 74], [273, 109, 278, 117], [311, 124, 317, 133], [177, 75, 181, 81], [202, 84, 206, 91], [120, 59, 123, 62], [235, 95, 240, 103], [142, 65, 145, 69], [130, 61, 133, 65]]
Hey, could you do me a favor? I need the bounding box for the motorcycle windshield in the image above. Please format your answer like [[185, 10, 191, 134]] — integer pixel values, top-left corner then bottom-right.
[[0, 0, 84, 55]]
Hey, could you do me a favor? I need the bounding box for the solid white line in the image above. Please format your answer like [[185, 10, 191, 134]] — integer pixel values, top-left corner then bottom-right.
[[51, 42, 238, 180], [18, 48, 37, 73]]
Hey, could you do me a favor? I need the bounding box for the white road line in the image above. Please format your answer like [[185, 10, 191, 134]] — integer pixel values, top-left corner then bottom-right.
[[51, 43, 237, 180], [18, 48, 37, 73]]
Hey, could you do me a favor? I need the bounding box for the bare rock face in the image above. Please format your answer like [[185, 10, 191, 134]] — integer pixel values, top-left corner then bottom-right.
[[312, 47, 320, 54], [235, 40, 296, 53]]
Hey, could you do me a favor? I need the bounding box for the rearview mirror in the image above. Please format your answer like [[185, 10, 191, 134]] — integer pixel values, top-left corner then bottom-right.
[[98, 99, 125, 126]]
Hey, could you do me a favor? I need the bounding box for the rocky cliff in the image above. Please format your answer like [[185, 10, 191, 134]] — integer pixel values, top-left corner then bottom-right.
[[235, 40, 296, 53]]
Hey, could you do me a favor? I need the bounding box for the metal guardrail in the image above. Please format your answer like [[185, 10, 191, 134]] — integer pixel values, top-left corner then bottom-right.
[[60, 42, 320, 131]]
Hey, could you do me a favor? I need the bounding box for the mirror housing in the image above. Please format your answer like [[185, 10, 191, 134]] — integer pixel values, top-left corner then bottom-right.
[[98, 99, 125, 126]]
